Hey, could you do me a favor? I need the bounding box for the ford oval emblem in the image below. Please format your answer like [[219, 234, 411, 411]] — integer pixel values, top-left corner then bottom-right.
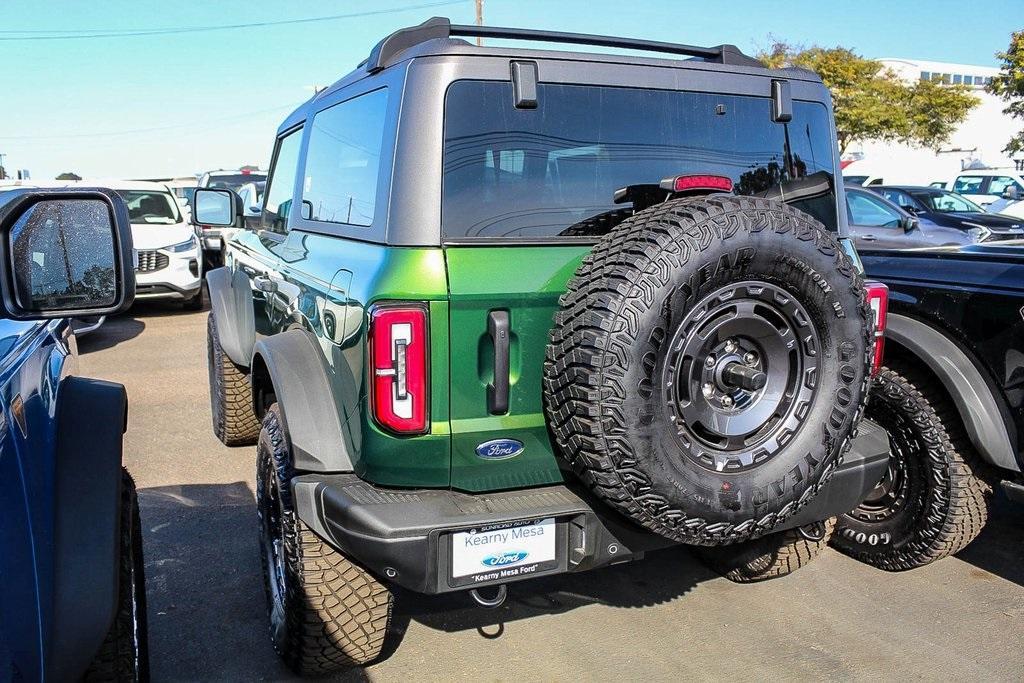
[[482, 550, 529, 567], [475, 438, 524, 460]]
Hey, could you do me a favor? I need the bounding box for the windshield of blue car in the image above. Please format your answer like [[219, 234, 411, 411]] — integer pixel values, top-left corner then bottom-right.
[[912, 190, 983, 213], [116, 190, 181, 224]]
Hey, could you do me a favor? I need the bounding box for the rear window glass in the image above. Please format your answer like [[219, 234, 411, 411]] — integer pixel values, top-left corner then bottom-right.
[[205, 174, 266, 192], [442, 81, 839, 239]]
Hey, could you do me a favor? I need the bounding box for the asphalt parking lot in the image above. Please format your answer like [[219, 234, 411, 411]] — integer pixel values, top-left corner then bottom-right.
[[78, 299, 1024, 682]]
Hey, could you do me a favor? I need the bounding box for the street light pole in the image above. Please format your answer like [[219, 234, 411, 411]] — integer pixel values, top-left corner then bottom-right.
[[475, 0, 483, 46]]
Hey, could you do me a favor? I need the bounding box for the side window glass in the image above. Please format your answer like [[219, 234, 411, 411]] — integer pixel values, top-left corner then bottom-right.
[[848, 192, 901, 228], [989, 176, 1024, 196], [302, 88, 389, 227], [953, 176, 984, 194], [880, 189, 903, 205], [262, 129, 303, 234]]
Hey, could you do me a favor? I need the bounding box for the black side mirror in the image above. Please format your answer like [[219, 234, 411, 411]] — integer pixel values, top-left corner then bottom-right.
[[192, 188, 242, 227], [902, 216, 919, 233], [0, 188, 135, 320]]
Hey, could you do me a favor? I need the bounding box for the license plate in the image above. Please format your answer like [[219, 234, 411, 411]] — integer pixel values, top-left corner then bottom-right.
[[450, 517, 557, 586]]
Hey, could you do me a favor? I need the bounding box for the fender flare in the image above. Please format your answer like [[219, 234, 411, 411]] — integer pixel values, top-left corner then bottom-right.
[[251, 329, 354, 472], [48, 377, 127, 681], [886, 313, 1019, 472], [205, 266, 255, 368]]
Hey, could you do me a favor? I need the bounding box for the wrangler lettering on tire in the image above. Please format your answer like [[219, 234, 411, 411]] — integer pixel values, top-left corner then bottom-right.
[[544, 195, 872, 545]]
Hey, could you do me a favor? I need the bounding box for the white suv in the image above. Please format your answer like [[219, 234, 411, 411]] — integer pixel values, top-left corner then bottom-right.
[[950, 170, 1024, 207], [0, 179, 203, 309], [112, 181, 203, 309]]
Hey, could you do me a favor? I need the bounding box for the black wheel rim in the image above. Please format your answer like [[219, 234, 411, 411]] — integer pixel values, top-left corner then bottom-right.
[[257, 455, 288, 645], [663, 281, 820, 472], [849, 428, 911, 523]]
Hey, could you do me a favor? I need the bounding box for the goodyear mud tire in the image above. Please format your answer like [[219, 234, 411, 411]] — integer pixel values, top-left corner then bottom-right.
[[545, 195, 872, 546], [832, 365, 994, 570], [207, 314, 260, 446], [257, 404, 393, 676]]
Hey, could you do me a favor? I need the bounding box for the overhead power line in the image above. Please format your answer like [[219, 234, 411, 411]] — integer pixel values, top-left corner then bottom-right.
[[0, 0, 466, 41]]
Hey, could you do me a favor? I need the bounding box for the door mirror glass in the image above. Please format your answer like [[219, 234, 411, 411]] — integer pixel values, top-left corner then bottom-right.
[[10, 199, 117, 311], [193, 188, 238, 226]]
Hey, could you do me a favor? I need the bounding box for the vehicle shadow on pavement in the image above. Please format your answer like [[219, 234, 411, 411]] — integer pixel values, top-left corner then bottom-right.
[[387, 545, 714, 649], [136, 482, 374, 682], [77, 299, 207, 355], [76, 316, 146, 354], [956, 493, 1024, 588], [135, 480, 717, 679]]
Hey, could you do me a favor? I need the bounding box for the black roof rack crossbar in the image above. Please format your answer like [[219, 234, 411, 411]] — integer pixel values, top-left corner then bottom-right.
[[364, 17, 762, 73]]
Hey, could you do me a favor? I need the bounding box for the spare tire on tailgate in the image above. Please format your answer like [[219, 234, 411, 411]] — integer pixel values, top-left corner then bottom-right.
[[544, 194, 871, 545]]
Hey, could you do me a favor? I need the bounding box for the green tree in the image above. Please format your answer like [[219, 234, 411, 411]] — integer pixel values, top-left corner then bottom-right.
[[55, 172, 81, 180], [761, 43, 979, 154], [987, 31, 1024, 156]]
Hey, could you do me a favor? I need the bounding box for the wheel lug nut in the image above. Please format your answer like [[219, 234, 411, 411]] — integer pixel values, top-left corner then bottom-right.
[[743, 352, 757, 366], [724, 339, 737, 353], [705, 355, 716, 368], [721, 395, 734, 408]]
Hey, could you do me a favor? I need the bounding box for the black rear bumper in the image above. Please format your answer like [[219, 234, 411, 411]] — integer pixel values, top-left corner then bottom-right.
[[292, 420, 889, 595]]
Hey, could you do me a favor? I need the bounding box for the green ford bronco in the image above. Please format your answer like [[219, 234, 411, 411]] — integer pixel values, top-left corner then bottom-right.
[[196, 18, 891, 675]]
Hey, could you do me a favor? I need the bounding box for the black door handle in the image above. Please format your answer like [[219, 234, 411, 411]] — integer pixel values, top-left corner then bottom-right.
[[487, 310, 510, 415]]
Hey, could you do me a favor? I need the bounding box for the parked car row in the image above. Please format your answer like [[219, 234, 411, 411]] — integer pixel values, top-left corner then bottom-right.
[[845, 167, 1024, 209], [846, 183, 1024, 249]]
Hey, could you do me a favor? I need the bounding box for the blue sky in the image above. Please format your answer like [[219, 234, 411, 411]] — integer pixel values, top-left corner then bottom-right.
[[0, 0, 1018, 179]]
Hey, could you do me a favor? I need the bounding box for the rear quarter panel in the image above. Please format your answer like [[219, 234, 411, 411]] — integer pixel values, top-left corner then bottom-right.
[[861, 249, 1024, 454], [271, 230, 453, 486]]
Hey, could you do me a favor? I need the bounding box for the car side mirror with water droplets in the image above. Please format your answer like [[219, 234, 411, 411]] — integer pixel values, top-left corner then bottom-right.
[[0, 188, 135, 320]]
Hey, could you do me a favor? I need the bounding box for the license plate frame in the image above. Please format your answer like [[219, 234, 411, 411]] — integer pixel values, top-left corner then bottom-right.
[[445, 517, 566, 588]]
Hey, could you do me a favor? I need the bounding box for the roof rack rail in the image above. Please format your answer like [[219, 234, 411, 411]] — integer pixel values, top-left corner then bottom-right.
[[364, 17, 763, 73]]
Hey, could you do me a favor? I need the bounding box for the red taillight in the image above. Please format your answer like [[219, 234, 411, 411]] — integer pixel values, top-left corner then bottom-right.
[[369, 304, 428, 434], [660, 174, 734, 193], [864, 281, 888, 377]]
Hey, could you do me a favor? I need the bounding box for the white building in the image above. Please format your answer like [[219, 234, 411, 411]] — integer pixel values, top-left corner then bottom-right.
[[842, 58, 1024, 186]]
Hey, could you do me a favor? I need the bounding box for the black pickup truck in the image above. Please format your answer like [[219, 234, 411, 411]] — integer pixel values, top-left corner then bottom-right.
[[833, 243, 1024, 570]]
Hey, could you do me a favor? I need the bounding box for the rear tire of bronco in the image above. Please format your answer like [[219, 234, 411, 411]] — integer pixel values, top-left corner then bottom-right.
[[697, 518, 835, 582], [545, 195, 871, 545], [83, 469, 150, 683], [257, 404, 393, 676], [832, 365, 994, 570], [207, 314, 260, 446]]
